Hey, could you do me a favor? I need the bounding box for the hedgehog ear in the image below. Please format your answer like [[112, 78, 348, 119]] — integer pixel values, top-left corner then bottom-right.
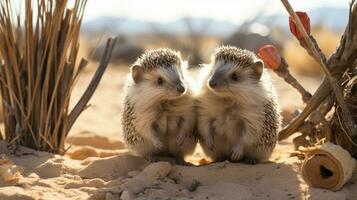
[[251, 60, 263, 80], [131, 65, 143, 84]]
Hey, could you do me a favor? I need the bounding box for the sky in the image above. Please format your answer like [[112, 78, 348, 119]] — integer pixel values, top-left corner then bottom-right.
[[84, 0, 349, 23]]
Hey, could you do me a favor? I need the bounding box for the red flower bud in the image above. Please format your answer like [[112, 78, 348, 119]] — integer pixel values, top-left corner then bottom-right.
[[289, 11, 311, 39], [258, 45, 281, 70]]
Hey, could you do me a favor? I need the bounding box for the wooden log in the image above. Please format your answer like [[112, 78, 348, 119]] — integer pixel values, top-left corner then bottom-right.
[[301, 142, 356, 191]]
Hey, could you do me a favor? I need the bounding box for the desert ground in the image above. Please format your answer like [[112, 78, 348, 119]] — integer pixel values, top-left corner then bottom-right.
[[0, 63, 356, 200]]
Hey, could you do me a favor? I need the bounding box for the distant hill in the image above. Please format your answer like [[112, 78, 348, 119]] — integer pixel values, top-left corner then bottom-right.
[[82, 7, 348, 37], [82, 16, 237, 37]]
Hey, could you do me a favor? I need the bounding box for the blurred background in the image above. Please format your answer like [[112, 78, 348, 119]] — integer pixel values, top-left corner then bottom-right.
[[71, 0, 350, 136], [81, 0, 347, 73]]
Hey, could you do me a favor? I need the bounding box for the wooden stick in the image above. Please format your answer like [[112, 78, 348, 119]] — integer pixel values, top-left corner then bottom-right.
[[272, 57, 332, 141], [67, 37, 117, 132], [280, 0, 357, 138], [299, 36, 327, 64], [275, 58, 312, 103], [279, 79, 330, 140]]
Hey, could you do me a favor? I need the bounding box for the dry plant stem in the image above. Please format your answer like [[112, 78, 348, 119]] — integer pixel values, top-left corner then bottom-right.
[[272, 58, 331, 140], [309, 96, 334, 125], [281, 0, 357, 138], [299, 36, 327, 64], [311, 96, 334, 135], [321, 114, 333, 141], [279, 79, 330, 140], [67, 37, 117, 132], [275, 58, 312, 103], [319, 96, 335, 116], [0, 0, 115, 154]]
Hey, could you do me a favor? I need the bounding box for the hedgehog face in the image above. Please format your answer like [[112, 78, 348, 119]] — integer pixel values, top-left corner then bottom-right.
[[207, 59, 263, 98], [131, 64, 186, 100]]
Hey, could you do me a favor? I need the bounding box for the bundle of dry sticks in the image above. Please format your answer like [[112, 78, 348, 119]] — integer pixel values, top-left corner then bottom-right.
[[259, 0, 357, 157], [0, 0, 116, 154]]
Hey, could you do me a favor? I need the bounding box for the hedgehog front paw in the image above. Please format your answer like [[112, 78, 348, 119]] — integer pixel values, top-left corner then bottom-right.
[[152, 138, 164, 150], [176, 133, 185, 146], [205, 136, 214, 150], [231, 145, 243, 161]]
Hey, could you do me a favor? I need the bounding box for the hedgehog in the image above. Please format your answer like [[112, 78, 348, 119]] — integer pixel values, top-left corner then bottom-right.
[[121, 48, 197, 164], [195, 46, 281, 164]]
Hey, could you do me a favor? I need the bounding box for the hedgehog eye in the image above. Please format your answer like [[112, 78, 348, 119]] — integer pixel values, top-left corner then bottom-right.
[[230, 73, 239, 81], [157, 77, 164, 85]]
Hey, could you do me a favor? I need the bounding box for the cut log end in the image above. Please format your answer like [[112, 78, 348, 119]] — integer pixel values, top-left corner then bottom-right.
[[301, 142, 356, 191]]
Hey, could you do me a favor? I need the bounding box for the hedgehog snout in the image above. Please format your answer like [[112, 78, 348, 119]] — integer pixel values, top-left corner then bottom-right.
[[208, 71, 225, 89], [176, 83, 185, 94], [208, 79, 218, 88]]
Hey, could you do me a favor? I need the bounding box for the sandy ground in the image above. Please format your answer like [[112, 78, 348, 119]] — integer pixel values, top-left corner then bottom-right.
[[0, 64, 356, 200]]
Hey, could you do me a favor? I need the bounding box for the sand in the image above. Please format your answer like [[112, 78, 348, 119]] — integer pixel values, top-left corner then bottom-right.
[[0, 65, 356, 200]]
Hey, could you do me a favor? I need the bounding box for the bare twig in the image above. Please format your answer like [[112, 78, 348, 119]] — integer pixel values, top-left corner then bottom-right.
[[67, 37, 117, 132], [274, 58, 312, 103], [298, 36, 327, 64]]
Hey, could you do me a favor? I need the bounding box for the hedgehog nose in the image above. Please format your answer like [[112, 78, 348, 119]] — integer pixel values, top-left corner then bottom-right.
[[209, 80, 217, 88], [177, 84, 185, 94]]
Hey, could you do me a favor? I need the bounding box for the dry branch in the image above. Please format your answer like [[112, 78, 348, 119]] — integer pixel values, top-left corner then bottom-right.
[[279, 79, 331, 140], [278, 0, 357, 141], [275, 58, 312, 103], [67, 37, 117, 132]]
